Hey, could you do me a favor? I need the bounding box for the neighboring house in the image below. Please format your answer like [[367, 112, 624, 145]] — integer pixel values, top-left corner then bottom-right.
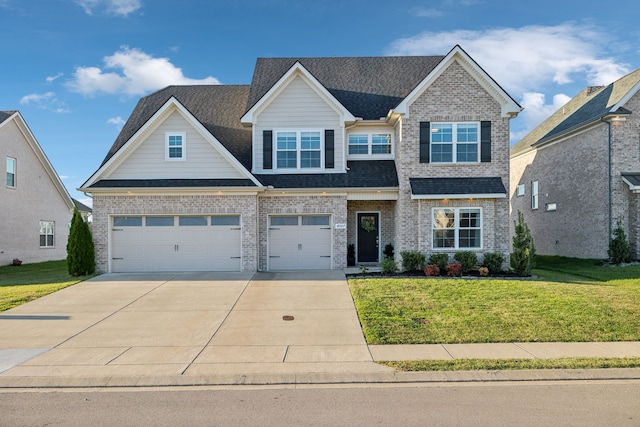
[[73, 198, 93, 223], [510, 69, 640, 260], [80, 46, 522, 273], [0, 111, 74, 265]]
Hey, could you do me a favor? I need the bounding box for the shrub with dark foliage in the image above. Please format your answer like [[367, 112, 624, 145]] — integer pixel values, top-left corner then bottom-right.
[[66, 207, 95, 276]]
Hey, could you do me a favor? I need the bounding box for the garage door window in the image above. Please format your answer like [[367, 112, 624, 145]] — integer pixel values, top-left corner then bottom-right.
[[211, 215, 240, 226], [179, 216, 207, 226], [146, 216, 174, 226], [271, 216, 298, 226], [113, 217, 142, 226], [302, 216, 330, 226]]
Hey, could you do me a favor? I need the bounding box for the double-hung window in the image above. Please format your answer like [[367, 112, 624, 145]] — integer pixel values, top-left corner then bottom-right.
[[166, 132, 185, 160], [531, 181, 539, 209], [276, 130, 321, 169], [39, 221, 54, 248], [348, 133, 392, 156], [433, 208, 482, 249], [6, 157, 16, 187], [431, 122, 479, 163]]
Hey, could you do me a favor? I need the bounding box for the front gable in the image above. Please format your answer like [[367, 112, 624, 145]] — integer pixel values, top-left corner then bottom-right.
[[394, 45, 522, 119], [82, 98, 261, 189]]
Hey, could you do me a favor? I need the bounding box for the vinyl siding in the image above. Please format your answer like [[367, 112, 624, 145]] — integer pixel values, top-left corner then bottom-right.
[[109, 110, 245, 179], [253, 75, 343, 173]]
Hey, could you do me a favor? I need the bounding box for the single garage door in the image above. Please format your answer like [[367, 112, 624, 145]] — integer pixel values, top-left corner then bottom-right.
[[268, 215, 331, 270], [111, 215, 241, 272]]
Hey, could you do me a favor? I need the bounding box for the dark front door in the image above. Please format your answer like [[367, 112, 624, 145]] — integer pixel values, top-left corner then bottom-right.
[[357, 213, 379, 263]]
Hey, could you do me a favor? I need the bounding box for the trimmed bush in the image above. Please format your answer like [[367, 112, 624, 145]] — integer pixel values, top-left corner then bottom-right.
[[510, 210, 536, 276], [400, 250, 426, 272], [454, 251, 477, 273], [428, 253, 449, 271], [66, 207, 95, 276], [482, 252, 505, 274], [608, 220, 631, 264], [445, 262, 462, 277], [424, 264, 440, 276], [380, 258, 398, 274], [383, 244, 394, 260]]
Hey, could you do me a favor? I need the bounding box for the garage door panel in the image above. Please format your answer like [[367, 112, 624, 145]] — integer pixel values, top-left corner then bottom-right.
[[268, 215, 332, 270], [111, 215, 241, 272]]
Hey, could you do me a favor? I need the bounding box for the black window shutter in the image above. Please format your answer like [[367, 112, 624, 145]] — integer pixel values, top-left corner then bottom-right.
[[324, 129, 334, 169], [419, 122, 430, 163], [480, 121, 491, 163], [263, 130, 272, 169]]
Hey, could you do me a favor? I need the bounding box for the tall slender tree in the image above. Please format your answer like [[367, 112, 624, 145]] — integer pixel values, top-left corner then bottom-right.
[[66, 207, 95, 276], [510, 210, 536, 276]]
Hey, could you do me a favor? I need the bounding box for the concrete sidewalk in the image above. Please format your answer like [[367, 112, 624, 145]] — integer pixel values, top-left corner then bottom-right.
[[1, 271, 640, 388]]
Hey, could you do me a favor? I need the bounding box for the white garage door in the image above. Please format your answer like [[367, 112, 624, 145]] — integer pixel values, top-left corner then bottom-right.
[[268, 215, 332, 270], [111, 215, 241, 272]]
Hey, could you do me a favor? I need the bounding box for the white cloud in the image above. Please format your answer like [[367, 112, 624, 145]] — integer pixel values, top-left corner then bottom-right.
[[386, 23, 630, 95], [46, 73, 64, 83], [76, 0, 142, 16], [59, 175, 71, 180], [411, 7, 444, 18], [509, 92, 573, 141], [107, 116, 126, 130], [20, 92, 70, 113], [66, 46, 221, 96]]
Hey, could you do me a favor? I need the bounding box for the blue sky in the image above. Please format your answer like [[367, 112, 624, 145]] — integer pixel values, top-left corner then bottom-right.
[[2, 0, 640, 207]]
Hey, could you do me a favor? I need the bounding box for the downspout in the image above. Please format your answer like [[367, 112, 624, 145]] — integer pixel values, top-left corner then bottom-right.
[[601, 117, 613, 240]]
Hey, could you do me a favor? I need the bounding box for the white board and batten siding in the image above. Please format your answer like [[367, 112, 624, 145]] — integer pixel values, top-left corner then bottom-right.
[[109, 110, 245, 180], [253, 75, 344, 174]]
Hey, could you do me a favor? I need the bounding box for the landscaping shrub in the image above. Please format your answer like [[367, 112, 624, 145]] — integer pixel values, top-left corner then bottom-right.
[[454, 251, 477, 273], [380, 258, 398, 274], [608, 220, 631, 264], [383, 244, 394, 260], [510, 210, 536, 276], [478, 266, 489, 277], [400, 250, 426, 272], [482, 252, 505, 274], [424, 264, 440, 276], [66, 207, 95, 276], [428, 253, 449, 271], [445, 262, 462, 277]]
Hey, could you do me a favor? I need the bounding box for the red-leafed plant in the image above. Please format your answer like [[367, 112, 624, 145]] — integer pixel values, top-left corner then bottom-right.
[[424, 264, 440, 276], [445, 262, 462, 277]]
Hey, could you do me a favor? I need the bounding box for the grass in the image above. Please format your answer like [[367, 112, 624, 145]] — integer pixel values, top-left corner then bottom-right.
[[0, 260, 95, 312], [348, 256, 640, 345], [382, 357, 640, 371]]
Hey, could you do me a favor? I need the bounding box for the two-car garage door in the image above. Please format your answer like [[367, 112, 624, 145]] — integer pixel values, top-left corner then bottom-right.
[[110, 215, 241, 272]]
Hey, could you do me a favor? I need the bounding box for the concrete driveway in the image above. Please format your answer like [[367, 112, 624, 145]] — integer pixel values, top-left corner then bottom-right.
[[0, 271, 388, 384]]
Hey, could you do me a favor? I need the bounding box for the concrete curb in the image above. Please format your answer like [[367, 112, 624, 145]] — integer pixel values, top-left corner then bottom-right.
[[2, 368, 640, 389]]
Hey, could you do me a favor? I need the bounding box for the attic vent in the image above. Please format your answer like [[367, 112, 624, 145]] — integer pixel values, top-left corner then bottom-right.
[[587, 86, 604, 96]]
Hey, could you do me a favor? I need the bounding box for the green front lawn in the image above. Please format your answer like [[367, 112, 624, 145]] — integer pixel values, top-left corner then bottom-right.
[[348, 256, 640, 345], [0, 260, 95, 312]]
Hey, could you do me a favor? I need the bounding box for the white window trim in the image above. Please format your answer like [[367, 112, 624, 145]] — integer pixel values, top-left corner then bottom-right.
[[165, 132, 186, 161], [6, 157, 16, 188], [430, 122, 480, 164], [39, 220, 55, 248], [347, 132, 394, 159], [516, 183, 525, 196], [273, 129, 324, 171], [531, 181, 539, 210], [432, 207, 483, 250]]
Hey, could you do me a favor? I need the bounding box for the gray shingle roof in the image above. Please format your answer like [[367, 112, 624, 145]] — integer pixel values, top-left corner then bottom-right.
[[73, 198, 92, 212], [246, 56, 445, 120], [409, 177, 507, 197], [622, 173, 640, 188], [511, 69, 640, 157], [254, 160, 398, 189], [101, 85, 252, 170], [0, 111, 17, 125]]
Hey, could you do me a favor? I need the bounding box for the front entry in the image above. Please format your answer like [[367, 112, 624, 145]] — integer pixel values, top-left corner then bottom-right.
[[357, 212, 379, 263]]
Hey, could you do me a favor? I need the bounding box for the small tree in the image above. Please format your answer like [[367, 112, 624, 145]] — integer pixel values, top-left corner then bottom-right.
[[66, 207, 95, 276], [608, 220, 631, 264], [510, 210, 535, 276]]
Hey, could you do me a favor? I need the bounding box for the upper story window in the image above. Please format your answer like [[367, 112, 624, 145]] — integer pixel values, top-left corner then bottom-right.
[[6, 157, 16, 188], [431, 122, 479, 163], [516, 184, 525, 196], [165, 132, 185, 161], [348, 133, 392, 157], [39, 221, 54, 248], [276, 130, 322, 169], [531, 181, 539, 209]]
